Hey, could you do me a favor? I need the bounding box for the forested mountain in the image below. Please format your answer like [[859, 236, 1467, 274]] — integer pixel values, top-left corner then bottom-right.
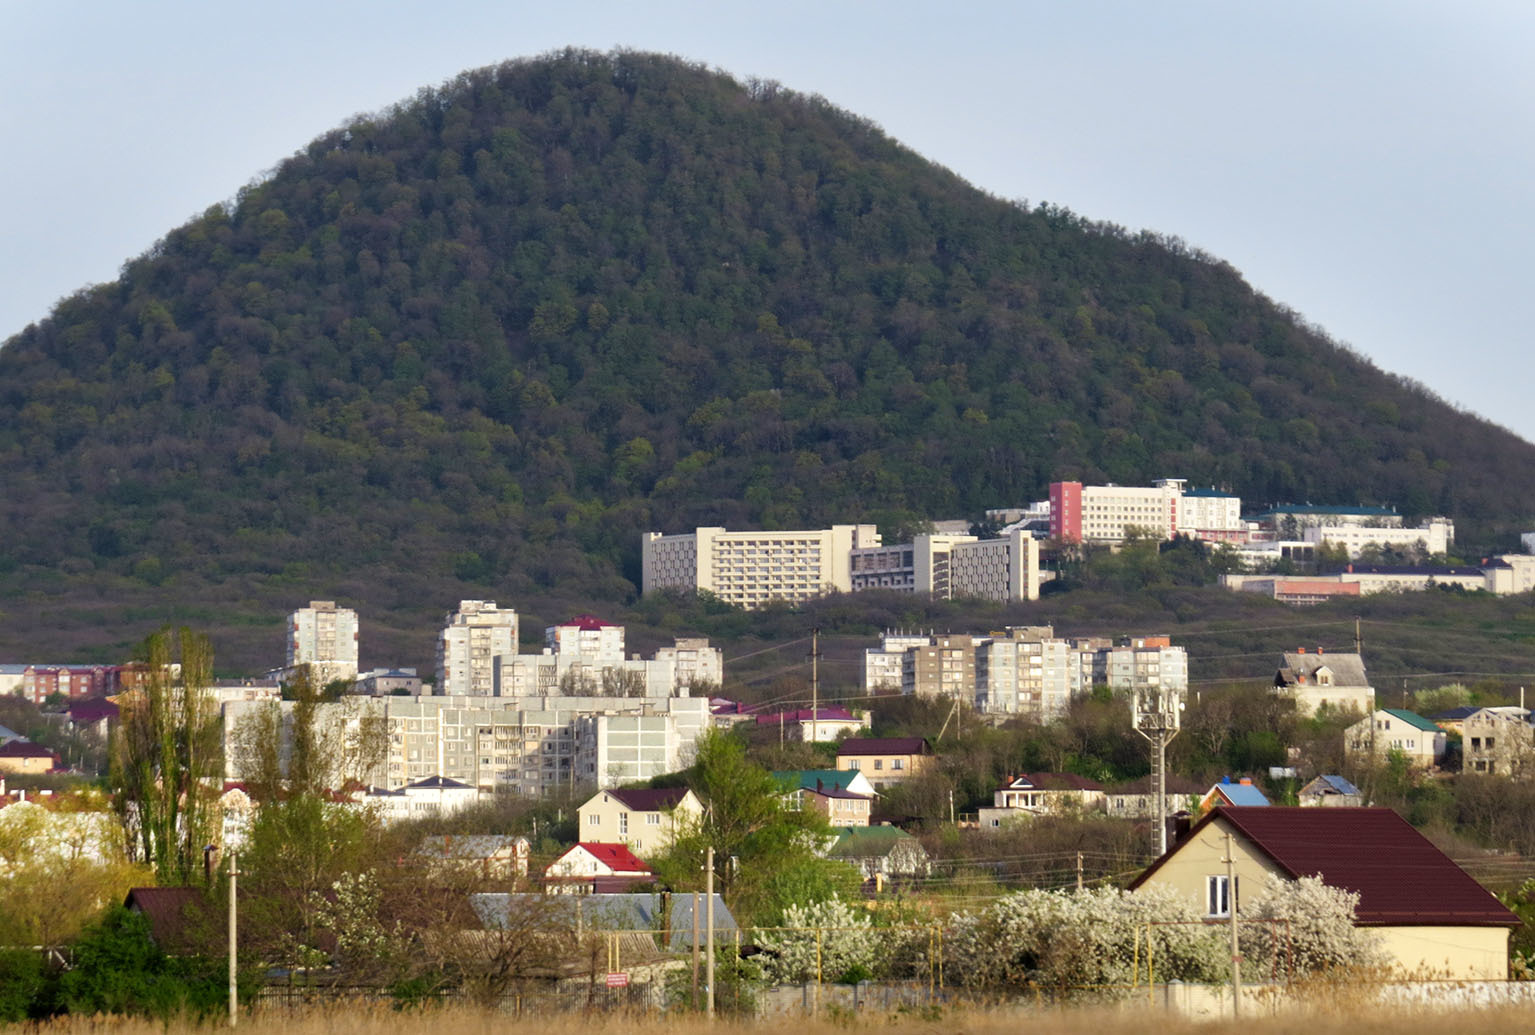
[[2, 49, 1533, 669]]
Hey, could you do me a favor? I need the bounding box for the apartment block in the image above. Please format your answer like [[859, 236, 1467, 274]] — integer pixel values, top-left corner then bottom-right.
[[851, 531, 1041, 602], [641, 525, 880, 609], [286, 601, 360, 683], [545, 615, 626, 665], [436, 600, 519, 696], [977, 627, 1075, 719], [864, 632, 934, 693], [902, 634, 979, 701], [224, 694, 710, 797]]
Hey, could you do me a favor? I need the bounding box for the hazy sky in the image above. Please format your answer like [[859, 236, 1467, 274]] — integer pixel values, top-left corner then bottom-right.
[[4, 1, 1532, 441]]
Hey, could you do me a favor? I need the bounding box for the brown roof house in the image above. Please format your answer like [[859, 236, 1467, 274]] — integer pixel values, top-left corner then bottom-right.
[[1274, 649, 1375, 717], [577, 786, 704, 857], [0, 739, 58, 775], [1130, 807, 1519, 979], [835, 737, 934, 789]]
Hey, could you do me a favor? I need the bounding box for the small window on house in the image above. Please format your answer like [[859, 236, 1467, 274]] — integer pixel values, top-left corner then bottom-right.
[[647, 814, 661, 825], [874, 759, 883, 770], [588, 814, 600, 825], [893, 758, 904, 770], [1206, 875, 1238, 917]]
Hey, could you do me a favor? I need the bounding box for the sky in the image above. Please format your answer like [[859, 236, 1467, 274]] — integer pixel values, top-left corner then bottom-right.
[[3, 1, 1533, 441]]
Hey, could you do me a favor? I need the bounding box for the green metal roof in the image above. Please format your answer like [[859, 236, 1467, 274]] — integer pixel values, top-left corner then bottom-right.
[[1383, 709, 1441, 733]]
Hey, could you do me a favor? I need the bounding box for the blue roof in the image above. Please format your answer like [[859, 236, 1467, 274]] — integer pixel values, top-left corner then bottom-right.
[[1315, 775, 1361, 796], [1212, 778, 1270, 806]]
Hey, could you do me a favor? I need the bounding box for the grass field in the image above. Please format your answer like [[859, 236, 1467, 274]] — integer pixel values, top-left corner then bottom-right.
[[9, 1002, 1533, 1035]]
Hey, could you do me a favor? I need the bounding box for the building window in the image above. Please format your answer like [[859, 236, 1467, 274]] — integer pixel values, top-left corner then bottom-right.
[[893, 759, 904, 770], [646, 814, 661, 826], [874, 759, 883, 770], [587, 814, 600, 826], [1206, 875, 1237, 917]]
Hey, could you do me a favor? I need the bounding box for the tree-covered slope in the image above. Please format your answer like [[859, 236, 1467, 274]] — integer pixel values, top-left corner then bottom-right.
[[1, 49, 1531, 664]]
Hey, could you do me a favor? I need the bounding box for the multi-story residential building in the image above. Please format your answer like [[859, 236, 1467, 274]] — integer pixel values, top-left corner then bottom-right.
[[545, 615, 626, 665], [286, 601, 360, 683], [223, 693, 711, 797], [865, 631, 939, 693], [976, 627, 1075, 719], [902, 634, 979, 701], [497, 625, 719, 698], [1104, 636, 1188, 697], [354, 668, 424, 696], [1344, 709, 1446, 770], [642, 525, 881, 608], [436, 600, 519, 696], [653, 638, 722, 691], [1463, 707, 1535, 776]]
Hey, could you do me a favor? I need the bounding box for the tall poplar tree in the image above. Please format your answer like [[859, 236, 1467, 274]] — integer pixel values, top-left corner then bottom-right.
[[110, 626, 220, 885]]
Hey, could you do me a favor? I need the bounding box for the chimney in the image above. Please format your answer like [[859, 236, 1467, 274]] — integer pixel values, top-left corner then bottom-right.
[[1317, 646, 1324, 654], [1239, 777, 1252, 786], [1172, 811, 1193, 845], [1297, 647, 1306, 654]]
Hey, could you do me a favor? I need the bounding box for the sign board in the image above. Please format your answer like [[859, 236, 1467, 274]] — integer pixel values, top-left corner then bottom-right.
[[605, 972, 629, 988]]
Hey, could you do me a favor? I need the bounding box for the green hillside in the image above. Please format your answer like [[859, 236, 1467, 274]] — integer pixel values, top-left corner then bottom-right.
[[1, 49, 1532, 670]]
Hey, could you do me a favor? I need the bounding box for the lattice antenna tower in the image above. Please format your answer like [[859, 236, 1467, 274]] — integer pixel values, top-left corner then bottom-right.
[[1133, 684, 1185, 857]]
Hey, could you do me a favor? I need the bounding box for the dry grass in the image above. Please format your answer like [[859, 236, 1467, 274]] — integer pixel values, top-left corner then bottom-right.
[[8, 1002, 1535, 1035]]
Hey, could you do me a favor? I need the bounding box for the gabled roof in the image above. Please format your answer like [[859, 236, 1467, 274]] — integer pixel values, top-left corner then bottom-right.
[[124, 887, 215, 953], [416, 834, 528, 860], [1430, 706, 1481, 722], [1301, 774, 1362, 797], [1207, 778, 1270, 807], [0, 740, 56, 759], [837, 736, 930, 756], [774, 769, 870, 794], [1381, 709, 1441, 733], [67, 698, 119, 724], [1131, 807, 1519, 927], [605, 786, 694, 812], [0, 724, 20, 743], [1276, 652, 1370, 688], [1004, 772, 1104, 792], [406, 775, 475, 791], [828, 825, 924, 859], [571, 843, 650, 873]]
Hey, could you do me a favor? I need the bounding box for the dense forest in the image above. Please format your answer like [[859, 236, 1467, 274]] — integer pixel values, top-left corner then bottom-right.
[[2, 49, 1534, 669]]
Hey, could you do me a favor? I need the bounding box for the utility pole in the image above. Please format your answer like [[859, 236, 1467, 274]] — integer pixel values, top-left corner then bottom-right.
[[706, 846, 716, 1019], [1354, 615, 1363, 655], [1076, 851, 1083, 891], [1225, 831, 1242, 1018], [809, 627, 821, 744], [227, 852, 238, 1027]]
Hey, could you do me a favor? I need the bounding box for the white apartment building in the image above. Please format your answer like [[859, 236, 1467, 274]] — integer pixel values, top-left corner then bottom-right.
[[641, 525, 880, 608], [865, 632, 934, 693], [1104, 638, 1188, 696], [1178, 489, 1247, 541], [545, 615, 625, 665], [977, 628, 1075, 719], [653, 638, 723, 691], [286, 601, 360, 683], [225, 693, 710, 797], [436, 600, 519, 696]]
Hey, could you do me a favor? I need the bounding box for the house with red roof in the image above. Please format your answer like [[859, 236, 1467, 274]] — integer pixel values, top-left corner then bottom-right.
[[577, 786, 703, 856], [1130, 806, 1519, 979], [544, 842, 654, 894], [753, 706, 870, 743]]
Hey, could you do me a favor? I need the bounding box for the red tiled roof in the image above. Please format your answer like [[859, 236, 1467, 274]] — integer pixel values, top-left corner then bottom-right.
[[838, 737, 930, 756], [124, 887, 214, 952], [607, 786, 691, 812], [1131, 807, 1518, 927], [576, 843, 651, 873]]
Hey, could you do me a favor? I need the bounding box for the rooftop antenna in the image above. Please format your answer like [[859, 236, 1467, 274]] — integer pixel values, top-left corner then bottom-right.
[[1133, 681, 1185, 857]]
